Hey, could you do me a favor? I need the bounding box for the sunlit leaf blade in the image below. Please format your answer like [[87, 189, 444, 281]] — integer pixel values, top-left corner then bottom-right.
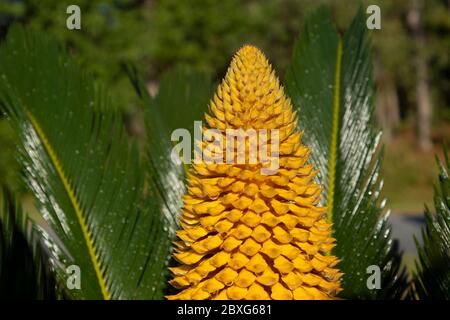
[[286, 8, 406, 299], [0, 26, 172, 299], [412, 148, 450, 299], [0, 189, 57, 299]]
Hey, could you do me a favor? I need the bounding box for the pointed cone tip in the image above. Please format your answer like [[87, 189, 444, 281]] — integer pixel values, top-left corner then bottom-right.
[[234, 44, 267, 61]]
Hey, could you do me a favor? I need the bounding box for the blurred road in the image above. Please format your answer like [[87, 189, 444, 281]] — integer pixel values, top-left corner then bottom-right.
[[389, 213, 425, 256]]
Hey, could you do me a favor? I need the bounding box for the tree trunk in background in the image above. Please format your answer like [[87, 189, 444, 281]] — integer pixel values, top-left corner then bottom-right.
[[408, 0, 433, 150], [416, 52, 432, 150], [375, 60, 400, 143]]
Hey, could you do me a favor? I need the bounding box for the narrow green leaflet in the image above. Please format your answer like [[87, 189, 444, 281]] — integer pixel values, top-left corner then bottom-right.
[[412, 148, 450, 299], [286, 8, 406, 299], [0, 26, 172, 299]]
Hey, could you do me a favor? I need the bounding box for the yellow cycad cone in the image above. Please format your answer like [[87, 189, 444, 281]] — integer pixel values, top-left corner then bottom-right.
[[167, 45, 342, 300]]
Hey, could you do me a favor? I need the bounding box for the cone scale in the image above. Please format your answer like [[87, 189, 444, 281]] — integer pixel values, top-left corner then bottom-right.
[[168, 46, 342, 300]]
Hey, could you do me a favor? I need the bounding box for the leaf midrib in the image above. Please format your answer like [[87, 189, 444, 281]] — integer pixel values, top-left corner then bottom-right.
[[327, 38, 343, 223], [26, 111, 111, 300]]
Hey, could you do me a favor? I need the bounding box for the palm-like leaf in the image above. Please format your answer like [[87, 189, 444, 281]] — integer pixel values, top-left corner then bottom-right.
[[0, 189, 57, 299], [285, 8, 406, 299], [127, 64, 213, 296], [127, 64, 213, 232], [411, 148, 450, 299], [0, 26, 173, 299], [151, 66, 214, 136]]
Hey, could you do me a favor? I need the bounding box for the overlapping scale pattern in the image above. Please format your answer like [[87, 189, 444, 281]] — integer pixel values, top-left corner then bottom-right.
[[167, 45, 342, 300]]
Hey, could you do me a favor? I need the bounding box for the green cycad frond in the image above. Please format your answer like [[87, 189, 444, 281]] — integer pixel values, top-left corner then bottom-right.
[[127, 64, 213, 296], [0, 26, 172, 299], [151, 66, 214, 136], [0, 189, 57, 299], [286, 8, 407, 299], [411, 147, 450, 299], [127, 65, 213, 216]]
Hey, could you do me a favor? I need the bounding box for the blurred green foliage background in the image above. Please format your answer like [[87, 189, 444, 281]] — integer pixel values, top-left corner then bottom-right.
[[0, 0, 449, 213]]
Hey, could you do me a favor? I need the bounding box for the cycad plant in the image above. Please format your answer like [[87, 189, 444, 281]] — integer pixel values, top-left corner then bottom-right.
[[0, 7, 448, 300], [410, 147, 450, 299]]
